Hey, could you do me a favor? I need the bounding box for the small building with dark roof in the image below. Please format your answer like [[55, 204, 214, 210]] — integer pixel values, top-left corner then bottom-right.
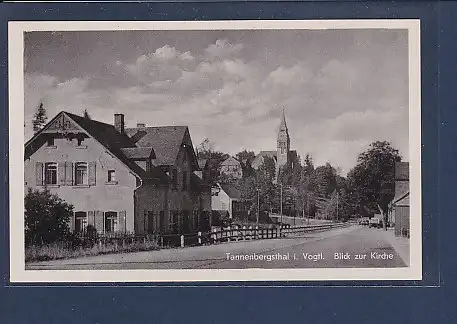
[[25, 111, 211, 236], [211, 183, 250, 221], [390, 162, 410, 237]]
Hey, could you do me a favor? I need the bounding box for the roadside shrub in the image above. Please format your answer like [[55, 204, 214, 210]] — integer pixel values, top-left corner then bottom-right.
[[24, 188, 73, 246]]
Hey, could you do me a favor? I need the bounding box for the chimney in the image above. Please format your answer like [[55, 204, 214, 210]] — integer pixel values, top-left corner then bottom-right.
[[114, 114, 125, 134], [137, 123, 146, 128]]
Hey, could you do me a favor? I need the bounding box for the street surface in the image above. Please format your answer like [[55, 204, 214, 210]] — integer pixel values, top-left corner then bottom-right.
[[26, 225, 407, 270]]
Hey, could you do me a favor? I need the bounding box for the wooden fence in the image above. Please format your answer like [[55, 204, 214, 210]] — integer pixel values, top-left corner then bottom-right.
[[176, 222, 351, 248], [70, 222, 351, 249]]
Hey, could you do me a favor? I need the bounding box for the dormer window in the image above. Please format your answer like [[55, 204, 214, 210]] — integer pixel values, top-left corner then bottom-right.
[[47, 137, 55, 147]]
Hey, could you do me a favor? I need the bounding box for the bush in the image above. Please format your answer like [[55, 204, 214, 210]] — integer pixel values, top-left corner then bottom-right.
[[25, 188, 74, 246]]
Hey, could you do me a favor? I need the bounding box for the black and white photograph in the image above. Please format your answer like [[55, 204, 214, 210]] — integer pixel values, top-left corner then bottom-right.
[[9, 20, 421, 282]]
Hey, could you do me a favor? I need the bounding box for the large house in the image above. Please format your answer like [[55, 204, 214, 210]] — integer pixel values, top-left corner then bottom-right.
[[251, 109, 299, 179], [24, 111, 211, 236], [390, 162, 410, 237]]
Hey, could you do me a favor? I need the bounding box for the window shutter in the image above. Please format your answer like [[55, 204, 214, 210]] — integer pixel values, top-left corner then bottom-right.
[[65, 162, 73, 186], [36, 162, 43, 186], [88, 161, 96, 186], [118, 210, 126, 233], [95, 210, 104, 234], [87, 211, 95, 226], [58, 162, 66, 186]]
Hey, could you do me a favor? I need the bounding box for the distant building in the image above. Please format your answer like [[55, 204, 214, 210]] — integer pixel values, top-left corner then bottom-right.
[[24, 111, 211, 236], [390, 162, 410, 237], [251, 109, 299, 179], [219, 156, 243, 179]]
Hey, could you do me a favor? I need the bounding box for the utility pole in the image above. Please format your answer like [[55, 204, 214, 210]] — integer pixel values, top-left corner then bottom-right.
[[307, 193, 310, 225], [280, 182, 283, 225], [335, 191, 339, 222], [256, 188, 260, 225]]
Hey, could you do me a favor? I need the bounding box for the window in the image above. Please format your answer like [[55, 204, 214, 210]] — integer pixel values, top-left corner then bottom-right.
[[182, 171, 188, 190], [74, 211, 87, 233], [108, 170, 116, 182], [75, 162, 88, 185], [47, 137, 55, 147], [105, 211, 117, 233], [44, 162, 58, 185]]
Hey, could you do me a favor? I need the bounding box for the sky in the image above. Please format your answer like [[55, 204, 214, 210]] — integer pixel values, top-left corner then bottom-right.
[[24, 28, 409, 175]]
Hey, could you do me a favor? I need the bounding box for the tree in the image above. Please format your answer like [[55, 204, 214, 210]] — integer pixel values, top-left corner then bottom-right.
[[83, 109, 91, 119], [235, 150, 256, 163], [195, 138, 229, 185], [24, 188, 74, 246], [32, 102, 47, 134], [347, 141, 401, 229]]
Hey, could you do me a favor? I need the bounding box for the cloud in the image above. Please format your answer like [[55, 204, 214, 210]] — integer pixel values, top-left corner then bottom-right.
[[205, 39, 244, 59], [24, 33, 409, 175]]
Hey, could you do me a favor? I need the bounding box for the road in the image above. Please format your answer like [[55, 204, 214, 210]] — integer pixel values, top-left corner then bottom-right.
[[26, 226, 407, 270]]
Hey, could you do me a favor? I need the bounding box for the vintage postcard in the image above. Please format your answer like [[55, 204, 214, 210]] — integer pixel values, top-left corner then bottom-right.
[[9, 20, 421, 282]]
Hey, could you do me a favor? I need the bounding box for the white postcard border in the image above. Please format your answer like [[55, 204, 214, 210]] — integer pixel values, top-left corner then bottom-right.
[[9, 19, 422, 283]]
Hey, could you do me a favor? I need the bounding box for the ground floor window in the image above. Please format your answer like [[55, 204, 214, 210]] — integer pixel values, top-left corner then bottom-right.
[[74, 211, 87, 233], [105, 211, 118, 233]]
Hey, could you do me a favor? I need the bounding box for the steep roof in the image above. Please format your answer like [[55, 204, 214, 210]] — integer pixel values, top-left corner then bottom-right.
[[26, 112, 168, 183], [251, 150, 277, 168], [125, 126, 188, 166], [220, 183, 241, 200], [120, 147, 155, 160], [220, 156, 241, 166]]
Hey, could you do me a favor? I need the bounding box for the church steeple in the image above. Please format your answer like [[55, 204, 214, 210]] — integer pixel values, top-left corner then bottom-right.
[[277, 108, 290, 173], [279, 108, 288, 133]]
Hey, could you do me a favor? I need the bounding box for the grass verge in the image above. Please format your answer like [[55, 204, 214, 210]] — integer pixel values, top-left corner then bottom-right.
[[25, 239, 160, 263]]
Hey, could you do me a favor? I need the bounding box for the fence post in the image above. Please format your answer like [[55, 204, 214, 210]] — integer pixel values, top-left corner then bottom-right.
[[160, 236, 164, 247], [227, 226, 231, 242], [180, 235, 184, 248], [235, 225, 239, 241], [248, 226, 252, 240], [255, 226, 259, 239], [198, 231, 202, 245], [242, 226, 246, 240], [212, 228, 217, 244], [277, 227, 280, 238]]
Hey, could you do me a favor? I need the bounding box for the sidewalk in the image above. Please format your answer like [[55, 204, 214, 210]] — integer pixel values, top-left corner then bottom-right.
[[381, 228, 410, 266]]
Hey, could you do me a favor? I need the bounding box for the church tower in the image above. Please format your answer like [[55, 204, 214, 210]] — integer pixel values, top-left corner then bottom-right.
[[276, 109, 290, 175]]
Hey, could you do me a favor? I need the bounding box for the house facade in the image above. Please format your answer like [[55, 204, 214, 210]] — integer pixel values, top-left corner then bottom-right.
[[390, 162, 410, 237], [219, 156, 243, 179], [24, 111, 211, 236]]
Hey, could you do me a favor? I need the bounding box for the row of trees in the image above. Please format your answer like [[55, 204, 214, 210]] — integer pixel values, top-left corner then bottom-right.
[[197, 138, 401, 225]]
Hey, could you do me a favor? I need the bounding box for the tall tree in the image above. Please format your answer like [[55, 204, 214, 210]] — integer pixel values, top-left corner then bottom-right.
[[347, 141, 401, 228], [195, 138, 229, 185], [32, 102, 47, 134], [83, 109, 91, 119]]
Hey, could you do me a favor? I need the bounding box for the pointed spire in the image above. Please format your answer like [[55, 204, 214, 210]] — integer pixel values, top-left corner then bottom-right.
[[279, 107, 288, 131]]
